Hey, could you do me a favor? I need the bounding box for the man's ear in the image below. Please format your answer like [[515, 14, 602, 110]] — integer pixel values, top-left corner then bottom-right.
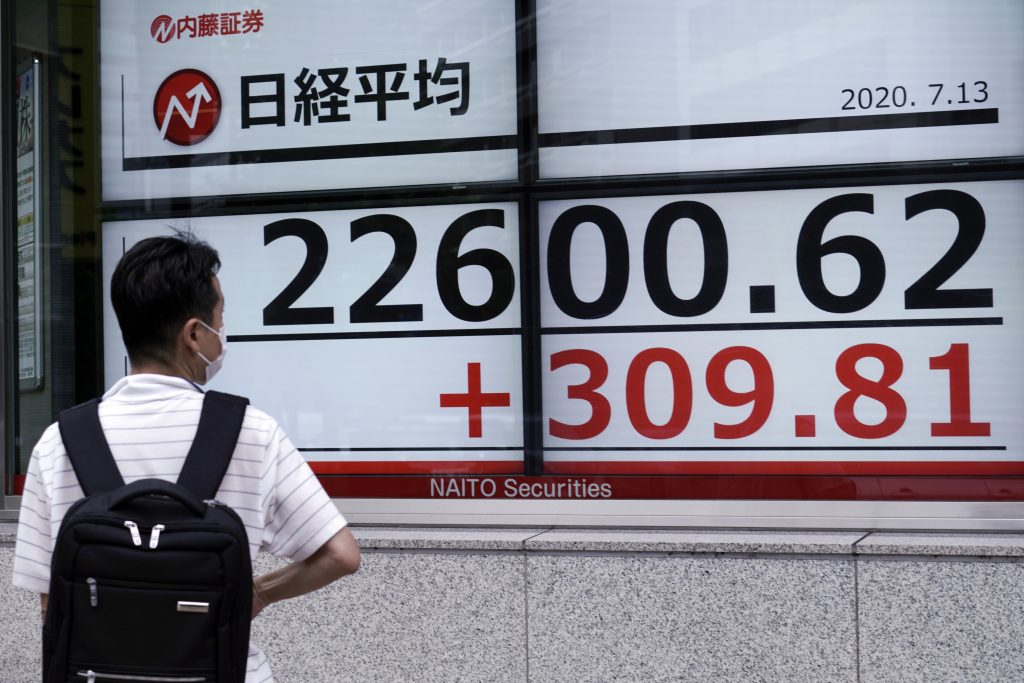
[[180, 317, 203, 355]]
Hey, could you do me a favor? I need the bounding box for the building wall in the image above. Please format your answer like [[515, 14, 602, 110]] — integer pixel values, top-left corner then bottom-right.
[[3, 523, 1024, 682]]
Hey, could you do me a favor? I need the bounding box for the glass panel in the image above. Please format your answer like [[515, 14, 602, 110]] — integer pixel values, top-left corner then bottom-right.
[[100, 0, 518, 200], [536, 0, 1024, 178], [8, 0, 102, 495], [537, 180, 1024, 499], [101, 204, 525, 477]]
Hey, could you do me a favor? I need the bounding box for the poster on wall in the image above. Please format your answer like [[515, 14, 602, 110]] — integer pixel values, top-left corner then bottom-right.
[[100, 0, 519, 200], [102, 202, 525, 474], [536, 0, 1024, 178], [16, 60, 42, 390]]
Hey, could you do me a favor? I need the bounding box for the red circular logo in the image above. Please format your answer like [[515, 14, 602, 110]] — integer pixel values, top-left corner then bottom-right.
[[153, 69, 222, 146], [151, 15, 176, 43]]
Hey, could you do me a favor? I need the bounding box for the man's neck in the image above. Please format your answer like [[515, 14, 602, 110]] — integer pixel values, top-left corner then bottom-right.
[[130, 357, 200, 384]]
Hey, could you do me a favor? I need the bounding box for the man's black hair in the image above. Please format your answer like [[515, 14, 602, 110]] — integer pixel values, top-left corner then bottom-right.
[[111, 233, 221, 365]]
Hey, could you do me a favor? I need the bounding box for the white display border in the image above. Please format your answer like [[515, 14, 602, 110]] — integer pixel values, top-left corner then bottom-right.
[[338, 498, 1024, 531]]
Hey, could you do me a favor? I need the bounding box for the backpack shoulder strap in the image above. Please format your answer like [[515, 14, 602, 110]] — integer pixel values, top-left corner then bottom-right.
[[57, 398, 126, 496], [176, 390, 250, 501]]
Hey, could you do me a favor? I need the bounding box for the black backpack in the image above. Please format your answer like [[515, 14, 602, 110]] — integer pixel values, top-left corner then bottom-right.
[[44, 390, 253, 683]]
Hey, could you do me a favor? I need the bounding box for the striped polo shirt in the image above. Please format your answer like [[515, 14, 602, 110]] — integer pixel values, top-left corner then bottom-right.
[[13, 373, 348, 683]]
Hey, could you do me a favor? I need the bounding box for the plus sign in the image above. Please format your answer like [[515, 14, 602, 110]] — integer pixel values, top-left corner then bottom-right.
[[439, 362, 511, 438]]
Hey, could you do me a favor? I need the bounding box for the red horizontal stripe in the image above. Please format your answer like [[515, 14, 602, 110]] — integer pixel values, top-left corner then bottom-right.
[[309, 460, 523, 475], [316, 473, 1024, 501], [543, 461, 1024, 476]]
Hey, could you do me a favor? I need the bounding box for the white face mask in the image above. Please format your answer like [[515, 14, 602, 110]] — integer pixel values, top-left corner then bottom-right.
[[196, 320, 227, 384]]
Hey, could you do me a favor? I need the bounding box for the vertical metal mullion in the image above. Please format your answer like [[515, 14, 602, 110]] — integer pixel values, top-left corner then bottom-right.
[[1, 0, 12, 502], [516, 0, 543, 476], [516, 0, 538, 188]]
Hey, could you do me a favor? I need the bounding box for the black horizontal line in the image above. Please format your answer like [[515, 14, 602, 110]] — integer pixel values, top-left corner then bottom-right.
[[230, 318, 1000, 342], [123, 134, 518, 171], [542, 317, 1002, 335], [298, 447, 521, 452], [539, 109, 999, 147], [545, 446, 1006, 452], [229, 327, 521, 342]]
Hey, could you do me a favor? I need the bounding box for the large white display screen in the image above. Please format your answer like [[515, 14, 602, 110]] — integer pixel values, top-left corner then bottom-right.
[[537, 0, 1024, 178], [102, 204, 525, 474], [95, 1, 1023, 507], [539, 180, 1024, 478], [100, 0, 519, 200], [102, 180, 1024, 499]]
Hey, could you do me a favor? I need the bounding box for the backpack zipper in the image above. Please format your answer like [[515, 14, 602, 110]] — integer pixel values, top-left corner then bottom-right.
[[69, 512, 248, 542], [59, 514, 250, 560], [79, 576, 221, 592], [148, 524, 166, 549], [123, 520, 142, 547], [124, 521, 171, 550], [77, 671, 209, 682], [87, 577, 98, 607]]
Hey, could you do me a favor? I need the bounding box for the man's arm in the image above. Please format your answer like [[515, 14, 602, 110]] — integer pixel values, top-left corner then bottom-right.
[[251, 527, 360, 617]]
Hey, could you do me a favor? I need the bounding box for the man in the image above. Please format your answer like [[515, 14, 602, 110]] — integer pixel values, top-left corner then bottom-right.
[[13, 233, 360, 682]]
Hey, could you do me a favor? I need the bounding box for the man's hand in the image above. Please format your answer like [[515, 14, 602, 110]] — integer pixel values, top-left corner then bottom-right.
[[252, 586, 269, 619], [40, 594, 49, 623], [250, 527, 360, 617]]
